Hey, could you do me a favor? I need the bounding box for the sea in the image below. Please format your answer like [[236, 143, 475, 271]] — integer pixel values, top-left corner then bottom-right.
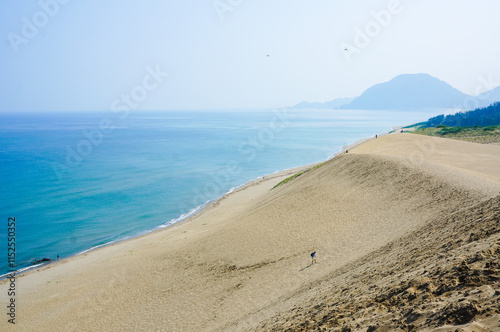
[[0, 108, 443, 276]]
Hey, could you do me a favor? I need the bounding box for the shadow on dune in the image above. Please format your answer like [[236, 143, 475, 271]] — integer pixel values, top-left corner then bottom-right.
[[299, 264, 313, 272]]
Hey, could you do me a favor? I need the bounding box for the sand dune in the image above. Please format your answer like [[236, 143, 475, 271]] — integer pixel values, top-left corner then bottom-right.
[[1, 134, 499, 331], [256, 184, 500, 331]]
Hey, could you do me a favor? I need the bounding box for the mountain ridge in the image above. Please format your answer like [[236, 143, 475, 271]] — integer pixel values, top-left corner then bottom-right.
[[340, 73, 469, 110], [291, 73, 500, 111]]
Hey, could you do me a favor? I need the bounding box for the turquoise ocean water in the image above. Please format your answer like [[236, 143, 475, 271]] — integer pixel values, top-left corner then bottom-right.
[[0, 109, 441, 275]]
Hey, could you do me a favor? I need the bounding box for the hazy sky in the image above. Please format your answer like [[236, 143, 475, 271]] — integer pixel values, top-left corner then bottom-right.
[[1, 0, 499, 111]]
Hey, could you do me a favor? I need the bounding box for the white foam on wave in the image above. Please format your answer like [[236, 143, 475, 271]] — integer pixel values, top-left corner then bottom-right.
[[76, 240, 121, 255], [158, 178, 258, 229], [0, 263, 45, 280], [161, 202, 209, 227]]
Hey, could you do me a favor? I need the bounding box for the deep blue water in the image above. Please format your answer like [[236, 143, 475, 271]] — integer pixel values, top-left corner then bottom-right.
[[0, 109, 442, 275]]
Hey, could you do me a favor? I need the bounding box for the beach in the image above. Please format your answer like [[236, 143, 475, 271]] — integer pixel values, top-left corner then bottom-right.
[[1, 133, 500, 331]]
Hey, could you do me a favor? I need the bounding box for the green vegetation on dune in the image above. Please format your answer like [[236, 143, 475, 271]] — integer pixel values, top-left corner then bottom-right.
[[413, 125, 500, 143], [411, 102, 500, 143], [272, 172, 305, 189], [425, 102, 500, 127], [272, 161, 328, 189]]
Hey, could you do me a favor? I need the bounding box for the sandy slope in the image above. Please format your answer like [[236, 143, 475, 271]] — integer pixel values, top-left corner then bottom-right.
[[1, 134, 499, 331]]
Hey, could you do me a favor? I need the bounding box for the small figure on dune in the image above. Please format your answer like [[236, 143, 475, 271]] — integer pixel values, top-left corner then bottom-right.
[[345, 150, 348, 154], [311, 251, 317, 264], [375, 134, 377, 139]]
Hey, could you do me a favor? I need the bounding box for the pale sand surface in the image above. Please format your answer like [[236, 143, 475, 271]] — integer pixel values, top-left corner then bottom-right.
[[1, 134, 499, 331], [350, 134, 500, 185]]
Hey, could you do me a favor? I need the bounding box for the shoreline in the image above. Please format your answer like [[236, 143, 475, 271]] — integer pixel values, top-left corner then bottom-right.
[[2, 163, 318, 280], [2, 131, 499, 331], [1, 128, 390, 280]]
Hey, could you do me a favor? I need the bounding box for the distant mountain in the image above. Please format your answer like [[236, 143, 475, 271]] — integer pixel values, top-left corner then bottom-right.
[[340, 74, 470, 110], [293, 97, 355, 109], [477, 86, 500, 108], [290, 74, 500, 111]]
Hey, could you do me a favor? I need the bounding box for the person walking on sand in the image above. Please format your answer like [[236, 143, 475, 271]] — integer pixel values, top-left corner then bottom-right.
[[311, 251, 317, 264]]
